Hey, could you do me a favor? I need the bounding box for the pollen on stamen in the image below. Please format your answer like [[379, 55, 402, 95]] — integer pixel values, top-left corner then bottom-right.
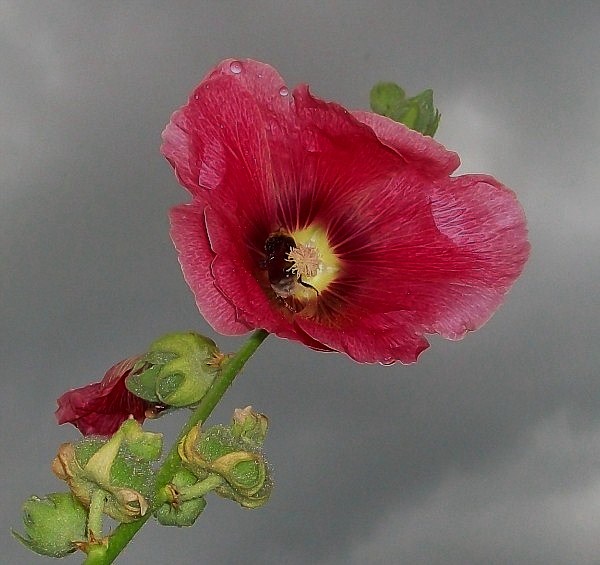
[[288, 244, 321, 278]]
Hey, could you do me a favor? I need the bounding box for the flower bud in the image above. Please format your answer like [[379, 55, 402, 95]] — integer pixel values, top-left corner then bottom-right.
[[127, 332, 223, 407], [178, 419, 272, 509], [231, 406, 269, 447], [370, 82, 441, 136], [13, 493, 87, 557], [52, 420, 161, 523], [155, 469, 207, 527]]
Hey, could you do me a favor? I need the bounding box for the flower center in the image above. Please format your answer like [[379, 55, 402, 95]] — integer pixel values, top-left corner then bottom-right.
[[289, 225, 340, 294], [287, 244, 320, 278], [262, 225, 340, 307]]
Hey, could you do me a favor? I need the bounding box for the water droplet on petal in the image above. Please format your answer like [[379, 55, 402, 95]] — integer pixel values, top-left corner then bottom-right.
[[279, 86, 289, 97], [229, 60, 243, 74]]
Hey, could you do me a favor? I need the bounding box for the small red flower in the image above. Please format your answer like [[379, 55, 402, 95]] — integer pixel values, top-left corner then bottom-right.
[[162, 58, 529, 364], [56, 357, 156, 436]]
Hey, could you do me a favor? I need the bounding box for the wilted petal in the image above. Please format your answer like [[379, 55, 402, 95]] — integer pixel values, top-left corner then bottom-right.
[[56, 357, 156, 436]]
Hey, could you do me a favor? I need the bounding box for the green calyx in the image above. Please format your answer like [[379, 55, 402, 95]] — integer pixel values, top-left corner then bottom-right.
[[13, 493, 88, 557], [370, 82, 441, 136], [127, 332, 224, 408]]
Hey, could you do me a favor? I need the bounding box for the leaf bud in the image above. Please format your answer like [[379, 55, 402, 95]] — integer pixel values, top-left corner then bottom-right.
[[178, 416, 272, 509]]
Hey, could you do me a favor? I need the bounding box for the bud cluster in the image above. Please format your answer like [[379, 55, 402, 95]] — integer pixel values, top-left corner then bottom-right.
[[177, 407, 272, 510], [15, 331, 273, 560]]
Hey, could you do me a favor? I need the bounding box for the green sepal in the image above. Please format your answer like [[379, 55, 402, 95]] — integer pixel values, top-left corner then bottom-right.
[[125, 364, 164, 403], [231, 406, 269, 448], [369, 82, 405, 117], [120, 418, 163, 461], [155, 496, 206, 527], [370, 82, 441, 136]]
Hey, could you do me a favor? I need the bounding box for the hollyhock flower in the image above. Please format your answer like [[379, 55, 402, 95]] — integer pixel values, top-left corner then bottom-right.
[[56, 357, 160, 436], [162, 58, 529, 364]]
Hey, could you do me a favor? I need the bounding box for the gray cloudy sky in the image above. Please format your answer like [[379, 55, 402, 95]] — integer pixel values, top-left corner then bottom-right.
[[2, 1, 599, 563]]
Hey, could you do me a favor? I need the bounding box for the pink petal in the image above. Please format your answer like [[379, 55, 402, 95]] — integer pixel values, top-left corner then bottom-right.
[[295, 312, 430, 364], [170, 203, 251, 335], [352, 110, 461, 177], [161, 59, 293, 198], [161, 76, 274, 197], [315, 171, 529, 344], [162, 59, 530, 364], [425, 174, 530, 338], [55, 357, 152, 436], [205, 58, 294, 120], [202, 205, 304, 341]]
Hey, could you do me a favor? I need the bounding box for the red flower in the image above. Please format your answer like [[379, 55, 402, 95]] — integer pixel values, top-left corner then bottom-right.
[[56, 357, 157, 436], [162, 59, 529, 364]]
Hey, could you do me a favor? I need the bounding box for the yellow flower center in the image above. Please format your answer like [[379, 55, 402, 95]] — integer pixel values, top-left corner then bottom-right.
[[287, 225, 340, 299], [287, 245, 320, 278]]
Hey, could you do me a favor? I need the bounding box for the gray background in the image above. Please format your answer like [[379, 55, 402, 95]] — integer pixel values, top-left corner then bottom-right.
[[2, 1, 599, 563]]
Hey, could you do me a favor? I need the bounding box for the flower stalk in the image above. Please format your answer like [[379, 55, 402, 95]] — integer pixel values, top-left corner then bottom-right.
[[90, 329, 269, 565], [176, 474, 225, 503], [86, 490, 106, 540]]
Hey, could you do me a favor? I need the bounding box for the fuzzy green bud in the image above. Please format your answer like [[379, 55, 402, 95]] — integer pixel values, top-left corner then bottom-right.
[[13, 493, 87, 557], [155, 469, 208, 527], [179, 419, 272, 509], [127, 332, 224, 407], [370, 82, 441, 136], [52, 420, 161, 523]]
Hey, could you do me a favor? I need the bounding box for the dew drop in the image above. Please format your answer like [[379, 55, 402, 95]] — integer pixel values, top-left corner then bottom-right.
[[279, 86, 289, 97], [229, 60, 243, 74]]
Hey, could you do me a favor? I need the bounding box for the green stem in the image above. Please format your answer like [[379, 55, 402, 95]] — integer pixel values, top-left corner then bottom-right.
[[177, 474, 225, 503], [92, 329, 269, 565], [86, 490, 106, 539]]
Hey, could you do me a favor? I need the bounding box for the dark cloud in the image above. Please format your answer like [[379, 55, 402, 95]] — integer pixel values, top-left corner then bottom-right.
[[2, 1, 599, 563]]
